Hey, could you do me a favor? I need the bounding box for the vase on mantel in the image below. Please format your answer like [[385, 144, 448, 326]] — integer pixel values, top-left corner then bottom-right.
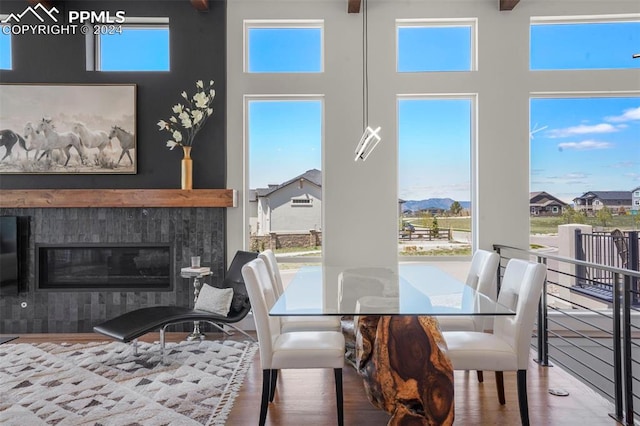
[[181, 146, 193, 190]]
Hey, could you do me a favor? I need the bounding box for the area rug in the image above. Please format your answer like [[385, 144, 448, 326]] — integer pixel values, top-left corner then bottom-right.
[[0, 339, 258, 425]]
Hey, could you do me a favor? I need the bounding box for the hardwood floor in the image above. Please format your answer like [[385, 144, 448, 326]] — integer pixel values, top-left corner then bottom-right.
[[7, 333, 620, 425]]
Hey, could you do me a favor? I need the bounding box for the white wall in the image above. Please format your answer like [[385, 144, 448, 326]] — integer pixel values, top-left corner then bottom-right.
[[227, 0, 640, 269]]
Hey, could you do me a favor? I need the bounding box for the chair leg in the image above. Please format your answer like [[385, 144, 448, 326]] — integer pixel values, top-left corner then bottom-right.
[[132, 338, 138, 356], [495, 371, 505, 404], [476, 370, 484, 382], [269, 369, 279, 402], [517, 369, 530, 426], [160, 328, 166, 365], [260, 369, 271, 426], [334, 368, 344, 426]]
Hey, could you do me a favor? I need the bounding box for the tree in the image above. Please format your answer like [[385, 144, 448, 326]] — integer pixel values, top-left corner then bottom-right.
[[562, 206, 586, 224], [596, 206, 612, 228], [449, 201, 462, 216], [431, 215, 440, 238]]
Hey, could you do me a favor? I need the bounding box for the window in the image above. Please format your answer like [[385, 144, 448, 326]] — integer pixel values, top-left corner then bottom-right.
[[291, 197, 313, 206], [90, 18, 169, 71], [531, 17, 640, 70], [396, 19, 476, 72], [0, 21, 10, 70], [398, 96, 473, 256], [245, 20, 323, 73], [530, 96, 640, 207], [247, 98, 322, 238]]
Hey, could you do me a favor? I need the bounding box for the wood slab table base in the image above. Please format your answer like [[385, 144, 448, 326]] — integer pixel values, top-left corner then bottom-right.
[[355, 315, 454, 426]]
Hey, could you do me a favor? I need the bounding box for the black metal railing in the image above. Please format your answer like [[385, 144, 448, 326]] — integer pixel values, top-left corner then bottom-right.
[[494, 244, 640, 426], [574, 230, 640, 306]]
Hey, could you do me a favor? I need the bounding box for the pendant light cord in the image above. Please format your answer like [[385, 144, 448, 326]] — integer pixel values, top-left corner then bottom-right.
[[362, 0, 369, 129]]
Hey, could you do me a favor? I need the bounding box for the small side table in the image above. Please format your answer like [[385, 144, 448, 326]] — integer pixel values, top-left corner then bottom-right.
[[180, 267, 212, 341]]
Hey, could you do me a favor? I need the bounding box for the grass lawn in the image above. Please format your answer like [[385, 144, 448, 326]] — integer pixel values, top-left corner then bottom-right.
[[406, 215, 640, 235]]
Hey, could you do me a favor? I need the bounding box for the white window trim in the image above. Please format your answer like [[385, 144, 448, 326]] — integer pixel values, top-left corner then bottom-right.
[[86, 16, 169, 71], [531, 13, 640, 25], [395, 18, 478, 72], [243, 19, 324, 73]]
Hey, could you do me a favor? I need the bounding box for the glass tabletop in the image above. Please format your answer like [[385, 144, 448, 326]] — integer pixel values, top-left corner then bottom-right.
[[269, 264, 515, 316]]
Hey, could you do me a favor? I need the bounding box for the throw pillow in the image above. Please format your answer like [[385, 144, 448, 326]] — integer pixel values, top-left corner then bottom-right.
[[194, 284, 234, 317]]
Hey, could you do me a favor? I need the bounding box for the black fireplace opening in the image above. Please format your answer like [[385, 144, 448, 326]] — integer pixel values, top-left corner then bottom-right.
[[36, 243, 173, 291]]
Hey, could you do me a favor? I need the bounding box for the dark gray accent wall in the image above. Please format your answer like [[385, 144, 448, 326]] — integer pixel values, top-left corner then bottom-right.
[[0, 1, 230, 334], [0, 208, 225, 333], [0, 0, 226, 189]]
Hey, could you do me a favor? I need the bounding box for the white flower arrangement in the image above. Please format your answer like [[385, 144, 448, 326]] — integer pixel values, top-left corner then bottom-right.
[[157, 80, 215, 150]]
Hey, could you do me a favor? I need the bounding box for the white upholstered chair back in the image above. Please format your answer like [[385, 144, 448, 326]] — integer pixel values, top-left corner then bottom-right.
[[493, 259, 547, 370], [259, 249, 285, 297], [468, 249, 500, 331], [242, 258, 281, 369]]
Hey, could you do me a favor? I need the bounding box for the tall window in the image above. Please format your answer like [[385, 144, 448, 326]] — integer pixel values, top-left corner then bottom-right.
[[398, 97, 473, 256], [530, 96, 640, 206], [247, 98, 323, 252]]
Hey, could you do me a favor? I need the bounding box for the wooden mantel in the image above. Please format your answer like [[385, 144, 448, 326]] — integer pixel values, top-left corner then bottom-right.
[[0, 189, 236, 208]]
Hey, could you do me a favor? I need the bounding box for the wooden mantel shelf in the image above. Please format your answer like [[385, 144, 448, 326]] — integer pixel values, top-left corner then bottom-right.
[[0, 189, 236, 208]]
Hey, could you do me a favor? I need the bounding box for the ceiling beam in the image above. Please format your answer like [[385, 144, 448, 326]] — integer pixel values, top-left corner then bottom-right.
[[190, 0, 209, 11], [348, 0, 361, 14], [500, 0, 520, 11]]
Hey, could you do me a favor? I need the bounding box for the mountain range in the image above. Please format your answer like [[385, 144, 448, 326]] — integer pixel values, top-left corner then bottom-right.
[[402, 198, 471, 212]]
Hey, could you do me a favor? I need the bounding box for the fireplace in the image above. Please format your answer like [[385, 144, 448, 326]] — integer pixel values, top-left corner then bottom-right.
[[37, 243, 173, 291]]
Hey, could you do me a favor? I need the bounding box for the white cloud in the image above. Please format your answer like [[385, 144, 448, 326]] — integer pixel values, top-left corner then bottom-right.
[[606, 106, 640, 123], [557, 140, 613, 151], [548, 123, 618, 138], [610, 161, 637, 169]]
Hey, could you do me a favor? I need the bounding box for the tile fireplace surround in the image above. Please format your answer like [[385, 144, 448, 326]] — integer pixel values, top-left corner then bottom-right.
[[0, 205, 226, 334]]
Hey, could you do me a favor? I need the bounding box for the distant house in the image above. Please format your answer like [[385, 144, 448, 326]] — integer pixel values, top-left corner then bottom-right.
[[530, 191, 568, 216], [249, 169, 322, 236], [573, 191, 632, 215], [632, 186, 640, 215]]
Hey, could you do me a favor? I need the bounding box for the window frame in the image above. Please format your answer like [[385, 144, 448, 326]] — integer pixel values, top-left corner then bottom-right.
[[395, 18, 478, 73], [243, 19, 325, 73], [86, 17, 170, 72]]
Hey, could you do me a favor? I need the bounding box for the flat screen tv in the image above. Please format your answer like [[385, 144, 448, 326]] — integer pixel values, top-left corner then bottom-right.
[[0, 216, 22, 295]]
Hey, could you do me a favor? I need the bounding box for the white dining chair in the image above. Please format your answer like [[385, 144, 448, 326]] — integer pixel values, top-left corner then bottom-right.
[[442, 259, 547, 426], [259, 249, 341, 333], [242, 258, 345, 426], [436, 249, 500, 383]]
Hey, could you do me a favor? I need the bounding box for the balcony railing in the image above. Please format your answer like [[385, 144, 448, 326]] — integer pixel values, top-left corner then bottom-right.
[[494, 244, 640, 426]]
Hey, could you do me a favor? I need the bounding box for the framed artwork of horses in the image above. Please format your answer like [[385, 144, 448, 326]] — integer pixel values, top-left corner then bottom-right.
[[0, 83, 136, 174]]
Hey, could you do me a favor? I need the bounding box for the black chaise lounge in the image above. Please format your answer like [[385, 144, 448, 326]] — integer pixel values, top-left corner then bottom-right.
[[93, 250, 258, 360]]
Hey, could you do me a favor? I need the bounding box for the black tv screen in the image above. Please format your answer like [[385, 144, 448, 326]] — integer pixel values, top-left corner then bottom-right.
[[0, 216, 20, 294]]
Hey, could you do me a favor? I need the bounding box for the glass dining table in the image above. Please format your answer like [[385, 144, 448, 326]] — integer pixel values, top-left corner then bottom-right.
[[269, 263, 514, 426]]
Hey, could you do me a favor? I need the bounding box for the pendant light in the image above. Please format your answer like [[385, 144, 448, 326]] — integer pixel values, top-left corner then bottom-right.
[[354, 0, 382, 161]]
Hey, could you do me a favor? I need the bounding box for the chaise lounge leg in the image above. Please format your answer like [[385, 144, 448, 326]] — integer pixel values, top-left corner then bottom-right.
[[132, 338, 138, 356], [517, 369, 530, 426]]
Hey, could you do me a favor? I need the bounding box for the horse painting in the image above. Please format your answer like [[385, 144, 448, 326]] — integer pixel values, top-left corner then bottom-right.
[[36, 118, 85, 166], [0, 129, 30, 161], [108, 126, 135, 166], [72, 122, 111, 153], [23, 121, 49, 160]]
